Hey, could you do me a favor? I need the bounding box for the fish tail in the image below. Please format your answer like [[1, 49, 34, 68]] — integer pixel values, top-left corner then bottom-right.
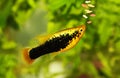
[[22, 48, 34, 64]]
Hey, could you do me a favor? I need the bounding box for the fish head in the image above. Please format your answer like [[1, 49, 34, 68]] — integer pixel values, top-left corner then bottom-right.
[[78, 25, 86, 37]]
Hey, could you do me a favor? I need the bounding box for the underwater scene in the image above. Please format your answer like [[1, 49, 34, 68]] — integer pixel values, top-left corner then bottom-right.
[[0, 0, 120, 78]]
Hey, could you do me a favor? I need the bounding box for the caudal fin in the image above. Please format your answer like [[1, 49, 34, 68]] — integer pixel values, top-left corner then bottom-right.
[[22, 48, 34, 64]]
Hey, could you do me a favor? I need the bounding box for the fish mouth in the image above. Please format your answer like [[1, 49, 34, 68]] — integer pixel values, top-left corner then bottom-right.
[[81, 25, 86, 31]]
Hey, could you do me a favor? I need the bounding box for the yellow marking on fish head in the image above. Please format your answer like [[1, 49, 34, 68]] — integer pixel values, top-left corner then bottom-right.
[[60, 25, 86, 52]]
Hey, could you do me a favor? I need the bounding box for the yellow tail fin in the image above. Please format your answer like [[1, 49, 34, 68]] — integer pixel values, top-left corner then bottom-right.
[[22, 48, 34, 64]]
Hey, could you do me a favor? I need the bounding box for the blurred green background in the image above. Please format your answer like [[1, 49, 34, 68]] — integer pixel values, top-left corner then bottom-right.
[[0, 0, 120, 78]]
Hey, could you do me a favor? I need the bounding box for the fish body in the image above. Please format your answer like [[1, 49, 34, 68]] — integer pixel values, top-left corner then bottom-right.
[[23, 25, 86, 64]]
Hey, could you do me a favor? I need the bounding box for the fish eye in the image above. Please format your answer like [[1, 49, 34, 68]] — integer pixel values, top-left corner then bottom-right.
[[80, 29, 83, 32]]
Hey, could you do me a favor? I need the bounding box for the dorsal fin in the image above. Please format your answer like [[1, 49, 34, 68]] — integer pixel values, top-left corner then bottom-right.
[[34, 34, 52, 44]]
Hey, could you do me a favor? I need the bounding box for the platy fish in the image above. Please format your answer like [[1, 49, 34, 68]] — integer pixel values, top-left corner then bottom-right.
[[22, 25, 86, 64]]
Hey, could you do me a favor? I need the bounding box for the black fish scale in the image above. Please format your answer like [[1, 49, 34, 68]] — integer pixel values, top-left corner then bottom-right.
[[29, 31, 79, 59]]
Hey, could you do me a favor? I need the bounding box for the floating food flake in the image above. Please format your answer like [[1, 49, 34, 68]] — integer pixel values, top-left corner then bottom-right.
[[88, 4, 95, 8], [82, 4, 88, 8], [83, 15, 88, 19], [87, 20, 92, 24], [90, 14, 96, 17], [85, 1, 91, 4], [85, 9, 93, 13]]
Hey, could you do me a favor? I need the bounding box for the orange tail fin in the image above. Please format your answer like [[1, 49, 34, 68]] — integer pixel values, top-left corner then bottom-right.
[[22, 48, 34, 64]]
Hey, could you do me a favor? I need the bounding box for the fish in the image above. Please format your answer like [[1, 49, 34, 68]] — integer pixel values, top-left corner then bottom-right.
[[22, 25, 86, 64]]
